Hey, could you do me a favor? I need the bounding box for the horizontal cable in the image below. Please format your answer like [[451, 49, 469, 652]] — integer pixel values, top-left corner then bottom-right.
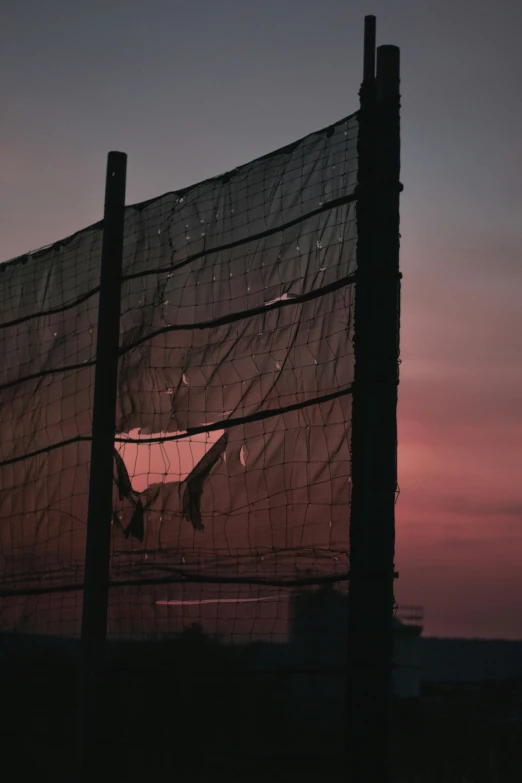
[[0, 272, 353, 391], [126, 114, 355, 212], [119, 272, 355, 354], [112, 571, 350, 589], [0, 360, 95, 392], [0, 581, 84, 598], [0, 286, 100, 333], [0, 115, 355, 275], [0, 436, 91, 468], [0, 194, 354, 368], [121, 192, 357, 283], [0, 129, 357, 330], [0, 571, 350, 598], [114, 385, 353, 444], [0, 385, 352, 468]]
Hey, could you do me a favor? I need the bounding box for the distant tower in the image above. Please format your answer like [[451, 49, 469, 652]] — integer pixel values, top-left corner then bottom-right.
[[392, 606, 424, 699], [291, 583, 349, 666], [291, 589, 424, 699]]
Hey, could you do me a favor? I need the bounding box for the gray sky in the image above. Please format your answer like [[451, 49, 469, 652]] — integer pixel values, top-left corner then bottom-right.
[[2, 0, 522, 638]]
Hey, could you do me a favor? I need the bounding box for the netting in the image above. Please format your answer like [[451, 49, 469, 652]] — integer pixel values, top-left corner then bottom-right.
[[0, 113, 357, 623], [0, 114, 360, 778]]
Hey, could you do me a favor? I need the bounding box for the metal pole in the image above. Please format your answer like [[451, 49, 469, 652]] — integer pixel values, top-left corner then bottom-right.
[[346, 17, 401, 783], [363, 14, 376, 81], [77, 151, 127, 781]]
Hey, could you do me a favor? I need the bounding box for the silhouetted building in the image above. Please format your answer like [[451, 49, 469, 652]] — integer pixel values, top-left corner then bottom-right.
[[291, 584, 423, 700]]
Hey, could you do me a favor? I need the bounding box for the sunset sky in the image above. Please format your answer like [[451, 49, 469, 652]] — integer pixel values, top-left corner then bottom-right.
[[2, 0, 521, 639]]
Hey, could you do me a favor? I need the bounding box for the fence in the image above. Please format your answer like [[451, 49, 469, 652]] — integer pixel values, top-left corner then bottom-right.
[[0, 17, 401, 783]]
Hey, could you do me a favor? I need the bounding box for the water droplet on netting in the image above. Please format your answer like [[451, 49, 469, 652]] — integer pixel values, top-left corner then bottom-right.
[[144, 553, 148, 560], [213, 276, 216, 281], [319, 200, 323, 207], [53, 332, 57, 337], [319, 266, 326, 272], [296, 246, 300, 252], [229, 272, 233, 277], [216, 212, 219, 218], [247, 286, 250, 292], [182, 374, 190, 386], [200, 219, 205, 224], [316, 241, 323, 249], [344, 131, 348, 136], [182, 555, 186, 564], [179, 197, 184, 203], [164, 300, 169, 305], [186, 235, 191, 240], [158, 229, 161, 235], [275, 361, 281, 370], [89, 328, 93, 334], [167, 272, 172, 278], [201, 231, 206, 237], [231, 209, 234, 214], [185, 224, 189, 229], [329, 520, 333, 528], [314, 359, 318, 365], [338, 236, 343, 243], [159, 516, 163, 522]]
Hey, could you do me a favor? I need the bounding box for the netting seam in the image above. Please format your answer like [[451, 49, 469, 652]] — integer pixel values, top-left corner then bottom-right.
[[119, 273, 356, 354], [0, 571, 350, 598], [0, 436, 91, 468], [114, 385, 354, 444], [121, 192, 357, 283], [0, 385, 352, 468], [0, 361, 96, 392], [0, 195, 356, 333], [0, 286, 101, 332], [2, 272, 354, 394], [0, 114, 357, 275]]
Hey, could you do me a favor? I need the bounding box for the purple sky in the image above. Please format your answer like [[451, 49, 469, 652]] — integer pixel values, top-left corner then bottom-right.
[[2, 0, 522, 639]]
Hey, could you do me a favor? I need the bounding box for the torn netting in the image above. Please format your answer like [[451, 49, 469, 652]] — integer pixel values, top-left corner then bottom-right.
[[0, 114, 357, 625]]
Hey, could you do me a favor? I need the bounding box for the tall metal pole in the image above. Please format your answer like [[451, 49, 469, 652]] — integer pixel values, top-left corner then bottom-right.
[[77, 151, 127, 781], [363, 13, 376, 81], [346, 15, 401, 783]]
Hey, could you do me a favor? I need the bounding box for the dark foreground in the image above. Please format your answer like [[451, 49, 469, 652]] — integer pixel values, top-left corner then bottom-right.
[[1, 630, 520, 781]]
